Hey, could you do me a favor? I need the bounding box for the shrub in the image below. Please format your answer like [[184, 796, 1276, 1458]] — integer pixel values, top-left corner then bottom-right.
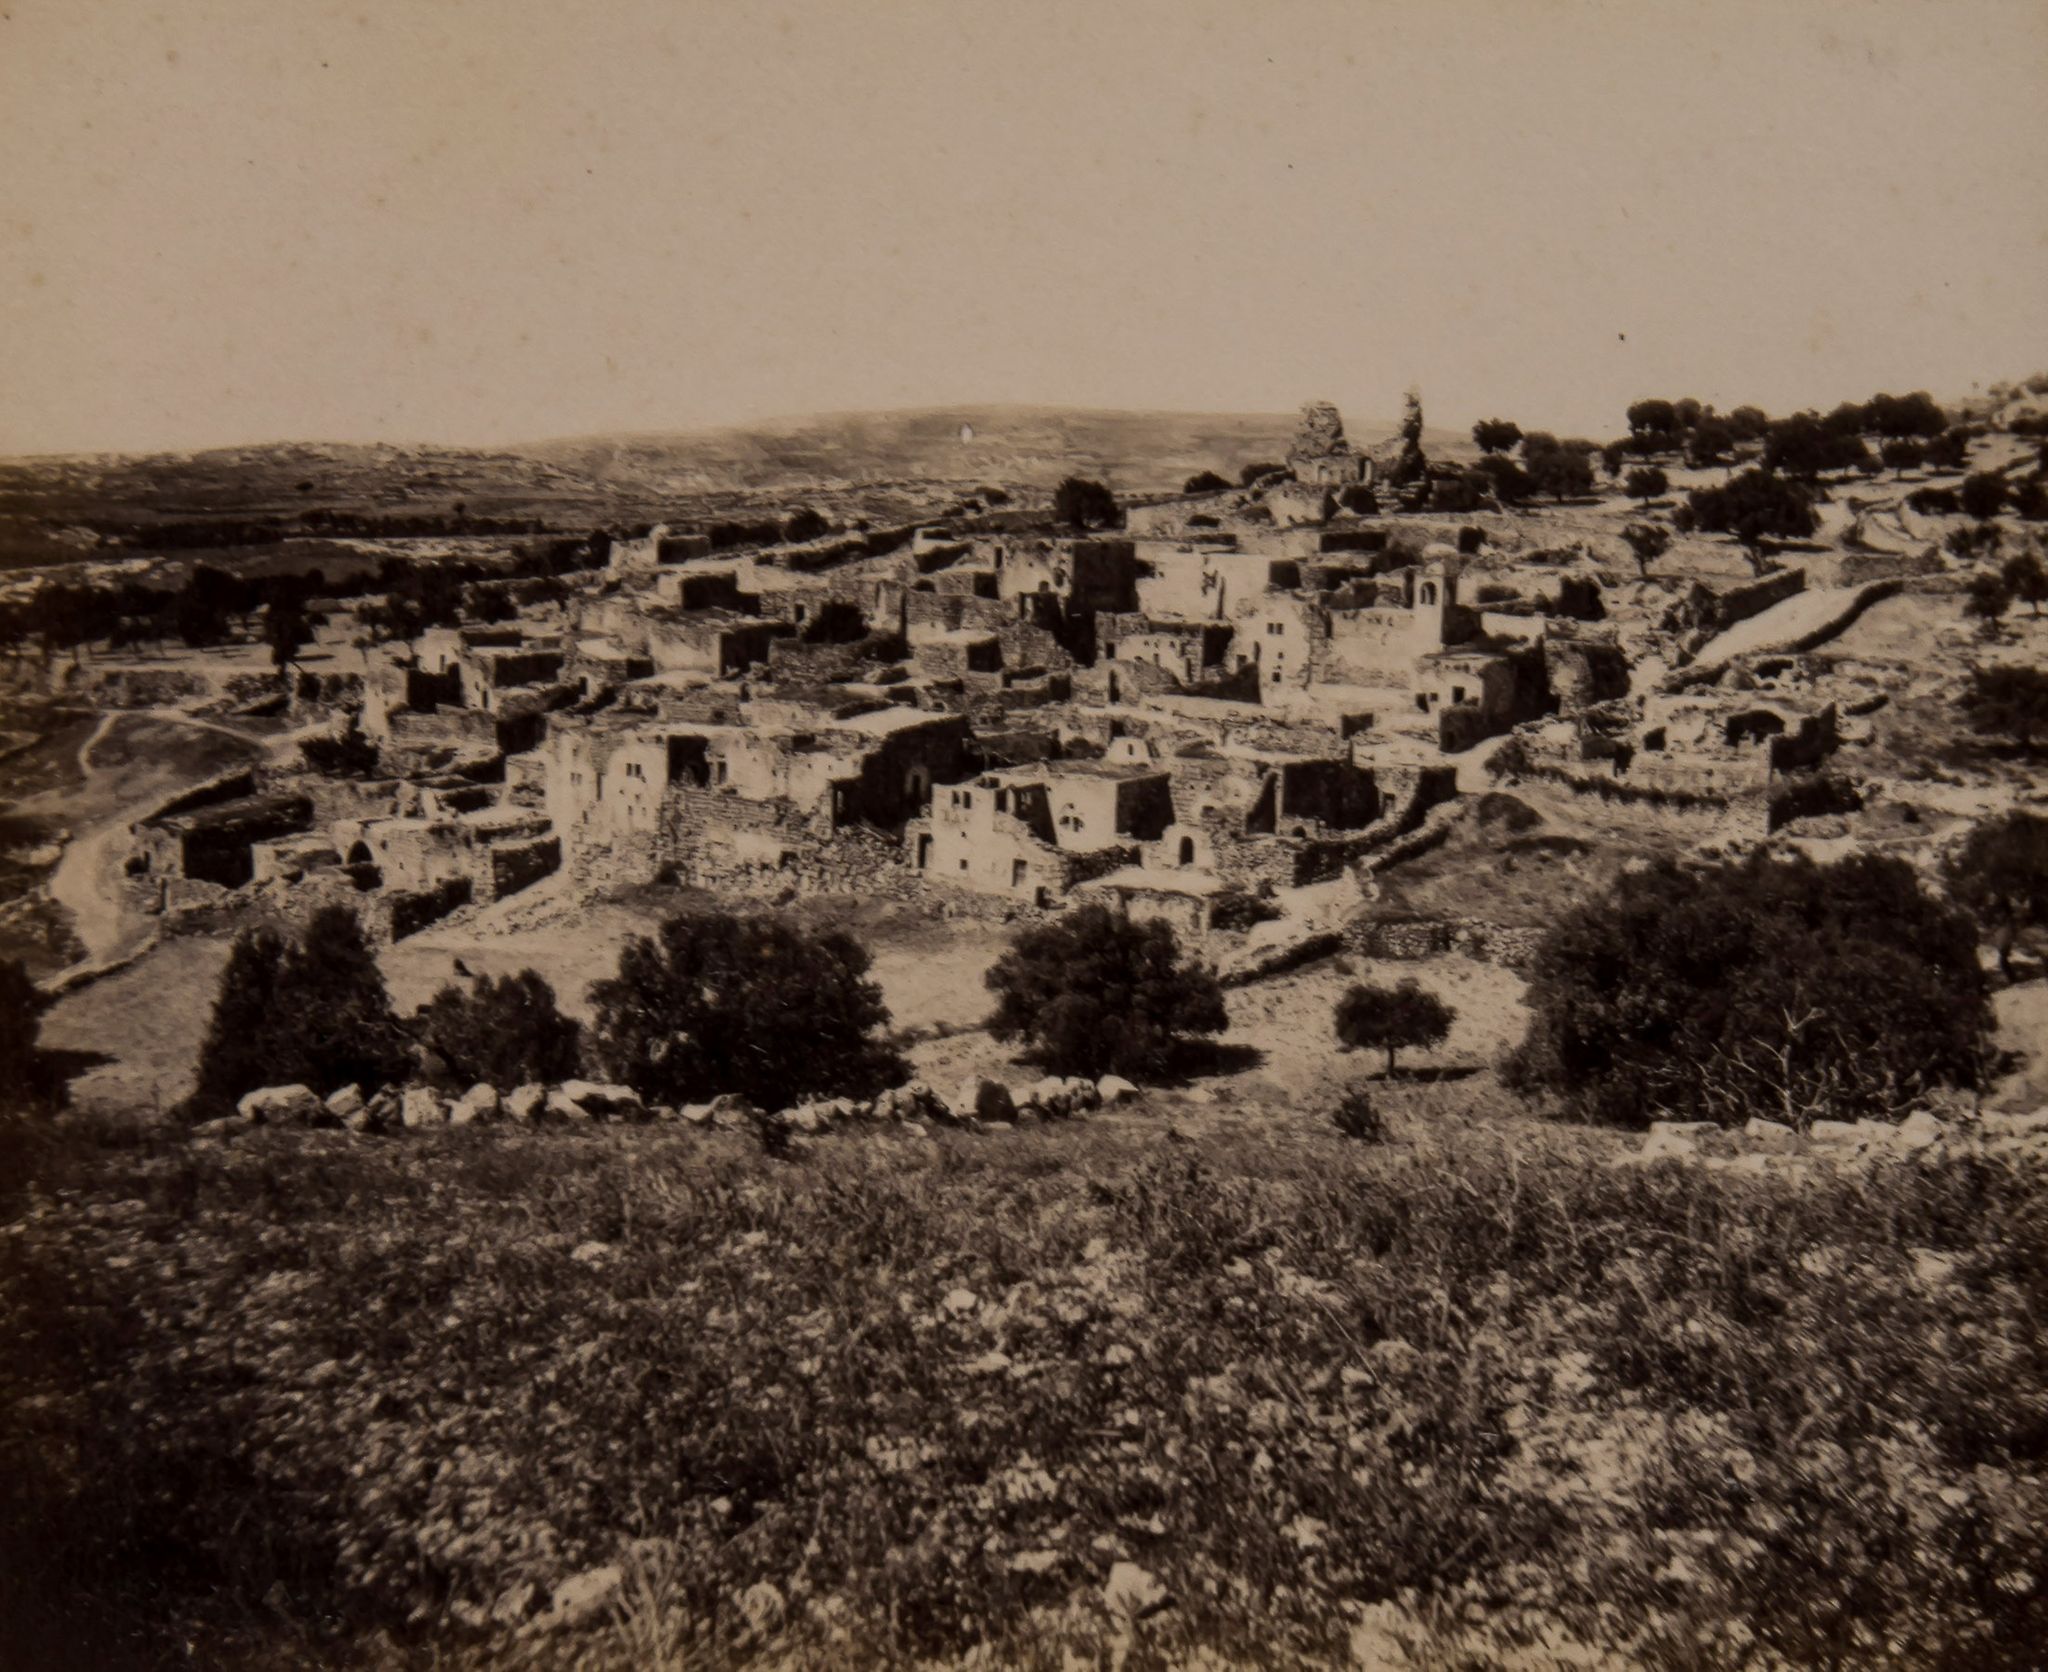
[[413, 969, 582, 1090], [1182, 470, 1232, 495], [1052, 477, 1120, 530], [2003, 548, 2048, 613], [586, 908, 901, 1110], [1961, 663, 2048, 749], [985, 904, 1226, 1079], [1945, 810, 2048, 977], [1507, 852, 1992, 1127], [190, 907, 410, 1117], [1208, 889, 1282, 934], [1687, 468, 1816, 570], [1328, 1083, 1385, 1141], [1767, 769, 1863, 829], [0, 959, 74, 1115], [1624, 466, 1668, 501], [1881, 437, 1925, 476], [1961, 471, 2009, 520], [1471, 418, 1522, 454], [1908, 486, 1961, 514], [1620, 522, 1670, 576], [1333, 979, 1455, 1076]]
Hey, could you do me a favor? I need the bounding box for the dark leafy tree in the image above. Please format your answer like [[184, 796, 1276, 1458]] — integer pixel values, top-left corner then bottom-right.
[[1881, 437, 1925, 477], [1476, 453, 1535, 506], [1949, 523, 2004, 562], [1686, 420, 1734, 470], [1527, 443, 1594, 502], [2002, 548, 2048, 615], [1924, 429, 1970, 471], [1472, 418, 1523, 454], [0, 958, 74, 1114], [1430, 471, 1488, 514], [1960, 472, 2008, 521], [587, 909, 901, 1108], [1506, 853, 1993, 1127], [1054, 476, 1121, 529], [1725, 405, 1770, 442], [1599, 440, 1628, 479], [1821, 400, 1871, 438], [265, 595, 310, 679], [1183, 470, 1232, 494], [1867, 390, 1948, 439], [1333, 979, 1455, 1076], [1908, 486, 1960, 515], [1960, 663, 2048, 749], [414, 969, 582, 1089], [1687, 468, 1816, 572], [1626, 399, 1680, 445], [1388, 388, 1429, 486], [1763, 414, 1869, 477], [2012, 476, 2048, 521], [985, 904, 1226, 1079], [1945, 811, 2048, 977], [1621, 522, 1670, 577], [191, 928, 291, 1115], [1625, 466, 1668, 502], [1964, 573, 2012, 637]]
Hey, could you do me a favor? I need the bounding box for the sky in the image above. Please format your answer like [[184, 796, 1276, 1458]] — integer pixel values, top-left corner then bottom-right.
[[1, 0, 2044, 456]]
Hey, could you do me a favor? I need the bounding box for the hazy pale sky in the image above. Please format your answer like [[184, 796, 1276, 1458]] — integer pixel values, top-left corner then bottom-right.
[[2, 0, 2044, 455]]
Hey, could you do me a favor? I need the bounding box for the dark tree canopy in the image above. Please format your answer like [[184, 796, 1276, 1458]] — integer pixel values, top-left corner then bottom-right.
[[1624, 466, 1668, 501], [190, 907, 410, 1117], [1725, 405, 1771, 442], [1960, 663, 2048, 749], [2002, 548, 2048, 614], [1626, 399, 1680, 443], [985, 904, 1226, 1079], [1881, 437, 1925, 477], [586, 909, 901, 1109], [1525, 440, 1594, 502], [1054, 476, 1121, 529], [0, 958, 74, 1115], [1507, 853, 1993, 1128], [1686, 420, 1734, 469], [1476, 452, 1535, 505], [1944, 811, 2048, 976], [1763, 414, 1869, 477], [1686, 468, 1816, 568], [1965, 573, 2012, 634], [1960, 472, 2009, 521], [1472, 418, 1523, 454], [1620, 522, 1670, 576], [414, 969, 583, 1090], [1333, 979, 1455, 1075]]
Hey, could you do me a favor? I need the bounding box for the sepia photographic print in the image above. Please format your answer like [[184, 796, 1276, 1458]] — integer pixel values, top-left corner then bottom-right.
[[3, 1, 2046, 1666]]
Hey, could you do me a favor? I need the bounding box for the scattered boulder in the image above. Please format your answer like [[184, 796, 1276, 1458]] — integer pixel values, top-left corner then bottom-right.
[[557, 1080, 645, 1121], [1638, 1130, 1698, 1162], [784, 1101, 834, 1134], [1807, 1119, 1863, 1147], [1744, 1117, 1795, 1147], [545, 1088, 594, 1122], [1097, 1074, 1140, 1104], [1650, 1119, 1716, 1137], [533, 1565, 622, 1632], [449, 1083, 501, 1126], [678, 1102, 713, 1127], [705, 1092, 760, 1132], [357, 1088, 401, 1134], [400, 1086, 446, 1129], [190, 1115, 242, 1141], [237, 1084, 323, 1126], [1103, 1560, 1172, 1621], [325, 1084, 365, 1121], [505, 1083, 547, 1123]]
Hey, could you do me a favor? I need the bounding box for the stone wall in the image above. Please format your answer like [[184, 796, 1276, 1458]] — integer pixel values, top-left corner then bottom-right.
[[1345, 914, 1544, 969], [488, 834, 561, 900]]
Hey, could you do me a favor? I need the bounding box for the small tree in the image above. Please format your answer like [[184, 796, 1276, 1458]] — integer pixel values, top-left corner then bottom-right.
[[1945, 811, 2048, 977], [985, 904, 1226, 1080], [414, 969, 582, 1089], [2002, 548, 2048, 615], [1960, 664, 2048, 750], [1965, 573, 2013, 638], [1960, 472, 2009, 521], [1333, 979, 1455, 1077], [1527, 445, 1594, 502], [1054, 476, 1120, 530], [587, 909, 901, 1108], [1881, 437, 1925, 478], [1621, 522, 1670, 578], [1183, 470, 1232, 495], [1686, 420, 1734, 470], [0, 958, 74, 1114], [1687, 468, 1816, 573], [265, 596, 310, 680], [1625, 466, 1668, 502], [192, 927, 292, 1114], [1472, 418, 1523, 454]]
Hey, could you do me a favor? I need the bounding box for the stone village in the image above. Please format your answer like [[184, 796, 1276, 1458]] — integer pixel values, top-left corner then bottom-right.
[[121, 401, 1875, 956]]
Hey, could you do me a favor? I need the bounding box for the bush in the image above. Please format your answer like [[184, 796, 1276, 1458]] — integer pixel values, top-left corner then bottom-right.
[[1471, 418, 1522, 453], [1333, 979, 1455, 1076], [1208, 889, 1281, 934], [1624, 466, 1668, 501], [1768, 769, 1863, 829], [1507, 853, 1992, 1127], [1961, 663, 2048, 749], [1328, 1083, 1385, 1142], [985, 904, 1226, 1079], [413, 969, 582, 1090], [1687, 468, 1816, 569], [1945, 810, 2048, 977], [1961, 471, 2010, 520], [1908, 486, 1961, 514], [586, 908, 901, 1110], [1053, 477, 1119, 530], [0, 959, 74, 1115], [189, 907, 410, 1117], [1182, 470, 1232, 495]]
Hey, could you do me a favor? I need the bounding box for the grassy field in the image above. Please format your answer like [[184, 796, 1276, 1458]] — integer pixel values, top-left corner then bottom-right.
[[3, 1099, 2044, 1671]]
